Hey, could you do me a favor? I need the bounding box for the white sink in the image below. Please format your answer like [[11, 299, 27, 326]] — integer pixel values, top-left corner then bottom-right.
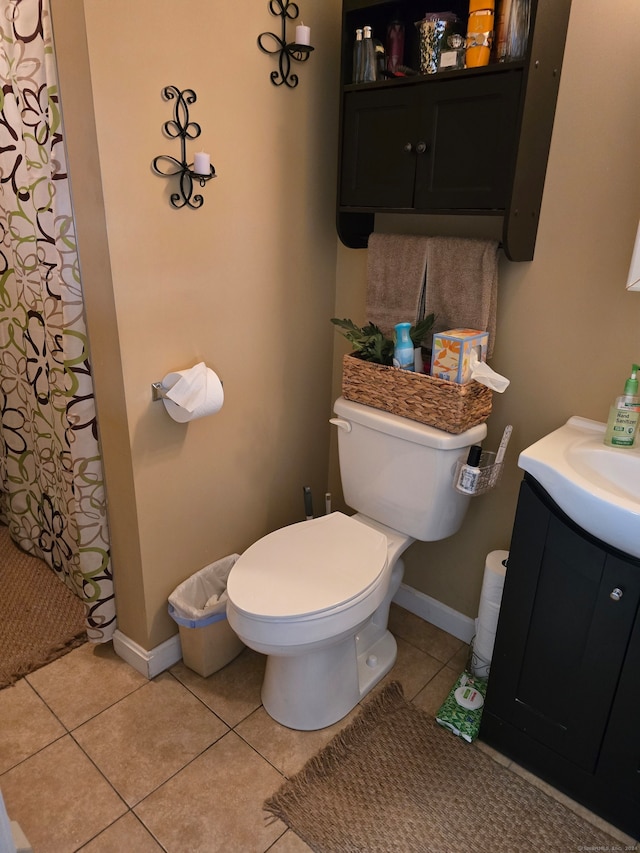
[[518, 416, 640, 559]]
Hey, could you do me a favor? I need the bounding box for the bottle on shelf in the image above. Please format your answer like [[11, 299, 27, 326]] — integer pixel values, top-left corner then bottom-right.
[[352, 28, 363, 83], [385, 20, 404, 75], [506, 0, 531, 60], [494, 0, 512, 61], [415, 13, 459, 75], [361, 25, 377, 83], [466, 0, 495, 68], [495, 0, 531, 62]]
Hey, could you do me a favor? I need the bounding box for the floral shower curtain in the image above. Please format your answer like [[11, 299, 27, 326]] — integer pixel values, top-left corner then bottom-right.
[[0, 0, 115, 641]]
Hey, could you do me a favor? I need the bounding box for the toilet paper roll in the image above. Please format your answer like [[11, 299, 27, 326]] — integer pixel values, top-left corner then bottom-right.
[[161, 365, 224, 423], [472, 549, 508, 678]]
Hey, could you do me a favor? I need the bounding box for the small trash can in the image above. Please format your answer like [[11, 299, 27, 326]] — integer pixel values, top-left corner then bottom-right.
[[168, 554, 244, 677]]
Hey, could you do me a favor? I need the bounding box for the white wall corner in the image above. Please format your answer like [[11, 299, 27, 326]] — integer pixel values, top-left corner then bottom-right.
[[112, 629, 182, 679], [393, 583, 475, 644], [10, 822, 32, 853]]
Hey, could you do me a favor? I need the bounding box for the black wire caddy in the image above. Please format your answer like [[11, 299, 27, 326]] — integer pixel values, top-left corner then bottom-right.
[[151, 86, 216, 210], [258, 0, 314, 88]]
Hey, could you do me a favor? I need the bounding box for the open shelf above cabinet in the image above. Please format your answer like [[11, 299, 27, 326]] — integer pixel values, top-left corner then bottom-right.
[[336, 0, 572, 261]]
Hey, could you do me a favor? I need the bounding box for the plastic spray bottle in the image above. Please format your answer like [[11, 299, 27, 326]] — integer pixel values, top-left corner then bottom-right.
[[604, 364, 640, 448], [393, 322, 414, 371]]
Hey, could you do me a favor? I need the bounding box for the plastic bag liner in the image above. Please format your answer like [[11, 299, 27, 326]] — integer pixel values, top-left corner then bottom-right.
[[168, 553, 239, 629], [168, 554, 244, 678], [435, 671, 488, 743]]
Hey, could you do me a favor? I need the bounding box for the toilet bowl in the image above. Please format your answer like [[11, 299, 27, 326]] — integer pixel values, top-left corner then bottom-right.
[[226, 396, 487, 731], [227, 511, 412, 730]]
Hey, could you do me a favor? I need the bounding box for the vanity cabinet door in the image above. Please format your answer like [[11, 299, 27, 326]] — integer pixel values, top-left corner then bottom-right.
[[597, 605, 640, 807], [482, 474, 640, 837], [486, 478, 640, 773]]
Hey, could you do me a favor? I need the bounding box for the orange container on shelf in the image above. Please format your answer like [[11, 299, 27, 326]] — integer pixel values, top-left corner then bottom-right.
[[466, 0, 495, 67]]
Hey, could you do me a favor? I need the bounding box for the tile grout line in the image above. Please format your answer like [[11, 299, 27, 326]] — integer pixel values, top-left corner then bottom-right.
[[6, 612, 632, 850]]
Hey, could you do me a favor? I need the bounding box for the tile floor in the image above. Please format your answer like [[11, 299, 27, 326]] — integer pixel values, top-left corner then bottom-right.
[[0, 605, 635, 853]]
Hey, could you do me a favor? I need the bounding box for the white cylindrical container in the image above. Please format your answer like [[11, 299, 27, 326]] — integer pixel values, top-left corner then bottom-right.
[[472, 549, 509, 678]]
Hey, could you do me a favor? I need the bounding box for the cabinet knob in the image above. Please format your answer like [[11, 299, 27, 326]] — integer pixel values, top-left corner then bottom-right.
[[403, 142, 413, 153], [415, 141, 428, 155], [610, 587, 624, 602]]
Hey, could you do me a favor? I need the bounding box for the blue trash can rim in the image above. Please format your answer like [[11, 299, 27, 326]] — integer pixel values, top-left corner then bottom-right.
[[168, 603, 229, 629]]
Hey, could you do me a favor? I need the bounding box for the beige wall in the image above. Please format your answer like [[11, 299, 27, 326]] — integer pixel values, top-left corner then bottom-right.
[[51, 0, 639, 648], [52, 0, 342, 648], [330, 0, 640, 618]]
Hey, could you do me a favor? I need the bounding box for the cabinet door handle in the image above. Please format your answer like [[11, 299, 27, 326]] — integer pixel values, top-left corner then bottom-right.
[[415, 141, 428, 155], [403, 142, 414, 154], [609, 587, 624, 601]]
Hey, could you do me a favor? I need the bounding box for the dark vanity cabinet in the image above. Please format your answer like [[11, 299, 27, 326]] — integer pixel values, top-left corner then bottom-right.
[[481, 475, 640, 839], [337, 0, 572, 260]]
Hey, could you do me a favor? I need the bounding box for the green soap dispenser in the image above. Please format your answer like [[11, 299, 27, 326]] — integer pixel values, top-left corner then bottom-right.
[[604, 364, 640, 447]]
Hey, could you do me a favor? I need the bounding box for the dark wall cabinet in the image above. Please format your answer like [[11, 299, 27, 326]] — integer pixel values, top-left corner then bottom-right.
[[337, 0, 572, 260], [481, 475, 640, 840], [341, 71, 521, 211]]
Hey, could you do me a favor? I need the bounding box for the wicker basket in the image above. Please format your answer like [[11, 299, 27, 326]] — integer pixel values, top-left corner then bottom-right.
[[341, 354, 492, 434]]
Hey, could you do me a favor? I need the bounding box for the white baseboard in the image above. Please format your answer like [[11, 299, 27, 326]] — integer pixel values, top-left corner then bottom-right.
[[112, 588, 471, 678], [11, 821, 32, 853], [393, 583, 475, 644], [112, 629, 182, 679]]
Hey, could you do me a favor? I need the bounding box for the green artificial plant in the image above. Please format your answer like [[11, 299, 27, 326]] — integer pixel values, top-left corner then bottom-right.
[[331, 313, 435, 366], [331, 318, 394, 365], [409, 313, 436, 348]]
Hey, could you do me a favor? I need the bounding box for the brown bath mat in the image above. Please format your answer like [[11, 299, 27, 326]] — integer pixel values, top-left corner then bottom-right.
[[265, 681, 622, 852], [0, 526, 87, 689]]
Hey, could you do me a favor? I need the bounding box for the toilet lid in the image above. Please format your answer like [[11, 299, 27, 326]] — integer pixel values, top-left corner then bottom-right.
[[227, 512, 388, 619]]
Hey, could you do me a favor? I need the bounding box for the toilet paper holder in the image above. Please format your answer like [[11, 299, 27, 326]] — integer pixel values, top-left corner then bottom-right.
[[151, 377, 224, 402], [151, 381, 170, 402]]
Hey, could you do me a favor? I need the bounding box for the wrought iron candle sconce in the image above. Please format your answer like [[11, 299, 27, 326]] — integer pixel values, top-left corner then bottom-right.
[[152, 86, 216, 209], [258, 1, 314, 88]]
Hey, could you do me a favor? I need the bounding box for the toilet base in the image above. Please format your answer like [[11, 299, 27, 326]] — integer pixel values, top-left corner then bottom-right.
[[356, 628, 397, 699], [261, 628, 397, 731], [260, 559, 404, 730]]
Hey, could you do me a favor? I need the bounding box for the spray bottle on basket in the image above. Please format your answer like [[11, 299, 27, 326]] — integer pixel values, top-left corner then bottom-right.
[[393, 323, 415, 371]]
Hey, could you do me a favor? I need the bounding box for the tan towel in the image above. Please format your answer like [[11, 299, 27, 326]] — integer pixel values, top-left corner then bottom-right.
[[424, 237, 499, 357], [365, 233, 428, 337]]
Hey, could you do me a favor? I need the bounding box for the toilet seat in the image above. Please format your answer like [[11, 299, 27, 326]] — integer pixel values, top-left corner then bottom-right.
[[227, 512, 388, 620]]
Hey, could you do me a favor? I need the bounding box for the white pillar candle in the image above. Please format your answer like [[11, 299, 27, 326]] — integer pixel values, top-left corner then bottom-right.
[[193, 151, 210, 175], [295, 22, 311, 45]]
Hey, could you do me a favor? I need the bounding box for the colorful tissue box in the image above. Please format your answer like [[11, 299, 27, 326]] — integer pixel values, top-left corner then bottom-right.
[[431, 329, 488, 384]]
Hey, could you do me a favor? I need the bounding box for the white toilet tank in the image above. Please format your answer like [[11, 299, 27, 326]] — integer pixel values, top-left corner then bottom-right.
[[332, 396, 487, 541]]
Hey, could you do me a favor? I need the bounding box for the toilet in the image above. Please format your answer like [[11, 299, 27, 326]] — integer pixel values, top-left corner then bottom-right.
[[226, 396, 487, 730]]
